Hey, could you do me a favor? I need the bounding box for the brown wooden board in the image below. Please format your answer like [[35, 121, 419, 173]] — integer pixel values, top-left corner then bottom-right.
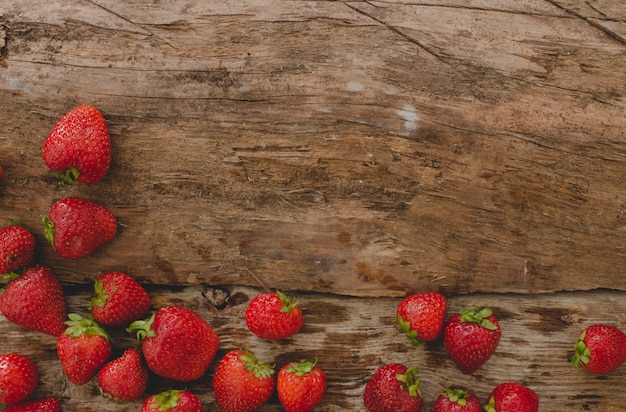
[[0, 0, 625, 410]]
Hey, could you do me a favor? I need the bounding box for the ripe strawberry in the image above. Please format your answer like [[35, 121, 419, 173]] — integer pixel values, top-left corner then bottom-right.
[[484, 382, 538, 412], [42, 105, 111, 185], [245, 290, 304, 340], [0, 223, 36, 275], [42, 197, 117, 259], [128, 305, 219, 381], [396, 292, 447, 346], [0, 165, 3, 182], [277, 358, 326, 412], [97, 348, 148, 402], [213, 349, 275, 412], [434, 388, 481, 412], [0, 353, 38, 405], [443, 306, 501, 374], [57, 313, 111, 385], [572, 324, 626, 374], [363, 363, 423, 412], [142, 389, 202, 412], [0, 265, 66, 336], [90, 271, 151, 327], [5, 397, 61, 412]]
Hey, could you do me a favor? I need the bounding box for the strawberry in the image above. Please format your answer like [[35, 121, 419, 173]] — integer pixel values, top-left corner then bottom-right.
[[142, 389, 202, 412], [434, 388, 481, 412], [245, 290, 304, 340], [57, 313, 111, 385], [363, 363, 423, 412], [0, 265, 66, 336], [396, 292, 447, 346], [97, 348, 148, 402], [277, 358, 326, 412], [213, 349, 276, 412], [443, 306, 501, 374], [90, 271, 151, 327], [0, 223, 36, 275], [128, 305, 219, 381], [0, 165, 3, 182], [42, 105, 111, 185], [5, 397, 62, 412], [572, 324, 626, 374], [42, 197, 117, 259], [0, 353, 38, 405], [484, 382, 538, 412]]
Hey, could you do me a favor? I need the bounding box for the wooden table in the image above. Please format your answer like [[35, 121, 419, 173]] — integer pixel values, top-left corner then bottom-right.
[[1, 1, 625, 410]]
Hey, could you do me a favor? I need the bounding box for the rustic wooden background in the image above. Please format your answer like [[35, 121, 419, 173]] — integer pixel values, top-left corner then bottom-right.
[[1, 1, 625, 411]]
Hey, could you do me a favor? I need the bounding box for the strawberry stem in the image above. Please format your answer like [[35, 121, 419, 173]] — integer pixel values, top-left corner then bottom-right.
[[395, 367, 421, 398], [572, 329, 591, 367], [54, 166, 80, 186], [459, 306, 498, 330], [64, 313, 111, 341], [239, 350, 275, 379], [397, 314, 423, 346], [277, 290, 298, 313], [89, 279, 108, 309], [442, 388, 470, 406], [151, 390, 181, 410], [127, 312, 157, 343], [42, 215, 55, 246], [287, 358, 318, 376]]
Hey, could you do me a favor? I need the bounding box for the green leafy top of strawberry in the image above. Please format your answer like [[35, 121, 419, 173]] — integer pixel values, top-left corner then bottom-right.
[[150, 390, 182, 411], [572, 329, 590, 368], [442, 387, 470, 406], [54, 166, 80, 187], [240, 349, 275, 379], [459, 306, 498, 330], [397, 315, 421, 347], [396, 366, 421, 398], [89, 279, 109, 309], [277, 289, 298, 312], [127, 311, 157, 342], [286, 358, 318, 376], [64, 313, 110, 341]]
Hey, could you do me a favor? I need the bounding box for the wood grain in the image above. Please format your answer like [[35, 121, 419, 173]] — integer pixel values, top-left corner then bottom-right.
[[0, 0, 625, 410]]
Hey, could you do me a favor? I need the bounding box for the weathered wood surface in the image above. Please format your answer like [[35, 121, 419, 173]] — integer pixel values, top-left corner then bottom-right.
[[0, 0, 625, 411]]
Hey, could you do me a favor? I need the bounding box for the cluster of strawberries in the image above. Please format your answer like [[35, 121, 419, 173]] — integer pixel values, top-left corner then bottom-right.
[[361, 291, 626, 411]]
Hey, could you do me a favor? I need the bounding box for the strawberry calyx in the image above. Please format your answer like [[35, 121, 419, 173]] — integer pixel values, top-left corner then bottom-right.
[[442, 388, 470, 406], [53, 166, 80, 187], [459, 306, 498, 330], [89, 279, 109, 309], [240, 349, 275, 379], [395, 366, 421, 398], [287, 358, 318, 376], [64, 313, 111, 340], [397, 314, 422, 347], [277, 290, 298, 313], [485, 395, 497, 412], [42, 215, 55, 246], [127, 312, 157, 343], [571, 329, 591, 368], [150, 389, 182, 411]]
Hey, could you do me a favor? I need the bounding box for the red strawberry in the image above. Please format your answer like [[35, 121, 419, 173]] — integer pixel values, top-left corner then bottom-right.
[[90, 271, 151, 327], [484, 382, 538, 412], [128, 305, 219, 381], [363, 363, 423, 412], [42, 197, 117, 259], [0, 265, 66, 336], [5, 397, 61, 412], [98, 348, 148, 402], [443, 306, 501, 374], [0, 223, 36, 275], [434, 388, 481, 412], [0, 353, 38, 405], [213, 349, 275, 412], [277, 358, 326, 412], [245, 290, 304, 340], [42, 105, 111, 185], [572, 324, 626, 374], [396, 292, 447, 346], [0, 165, 3, 182], [141, 389, 202, 412], [57, 313, 111, 385]]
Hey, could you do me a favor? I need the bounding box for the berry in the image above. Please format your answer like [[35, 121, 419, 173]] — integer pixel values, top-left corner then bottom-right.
[[42, 105, 111, 185], [0, 223, 36, 275], [5, 397, 61, 411], [213, 349, 275, 412], [43, 197, 117, 259], [0, 353, 38, 405], [443, 306, 501, 374], [484, 382, 538, 412], [277, 358, 326, 412], [363, 363, 422, 412], [128, 305, 219, 381], [141, 390, 202, 412], [396, 292, 447, 345], [572, 324, 626, 374], [245, 290, 304, 340], [90, 271, 151, 327], [0, 265, 66, 336], [434, 388, 481, 412], [97, 348, 148, 402], [57, 313, 111, 385]]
